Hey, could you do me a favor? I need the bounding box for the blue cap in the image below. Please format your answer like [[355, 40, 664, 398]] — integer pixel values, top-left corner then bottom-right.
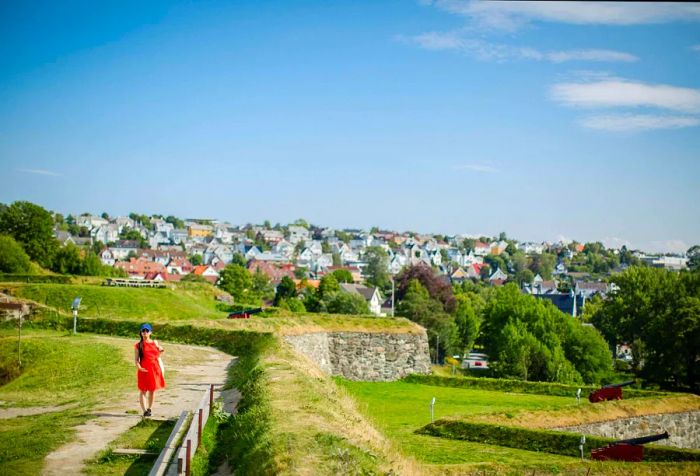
[[140, 323, 152, 332]]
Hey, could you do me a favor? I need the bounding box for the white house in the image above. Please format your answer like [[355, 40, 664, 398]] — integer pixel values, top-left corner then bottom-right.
[[339, 283, 384, 316]]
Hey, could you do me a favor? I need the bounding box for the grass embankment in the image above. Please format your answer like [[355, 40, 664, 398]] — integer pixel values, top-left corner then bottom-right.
[[10, 281, 424, 335], [0, 329, 134, 475], [339, 379, 700, 475], [9, 282, 227, 320]]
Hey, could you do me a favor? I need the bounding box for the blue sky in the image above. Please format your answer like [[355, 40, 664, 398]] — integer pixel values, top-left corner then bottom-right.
[[1, 1, 699, 253]]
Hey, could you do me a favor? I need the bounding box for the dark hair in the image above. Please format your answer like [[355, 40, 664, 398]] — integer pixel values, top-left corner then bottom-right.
[[138, 335, 144, 362]]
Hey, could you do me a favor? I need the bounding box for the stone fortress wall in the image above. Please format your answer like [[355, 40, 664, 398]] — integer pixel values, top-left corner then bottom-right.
[[555, 411, 699, 449], [284, 331, 431, 381]]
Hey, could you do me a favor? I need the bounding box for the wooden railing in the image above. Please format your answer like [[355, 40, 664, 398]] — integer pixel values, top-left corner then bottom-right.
[[149, 384, 216, 476]]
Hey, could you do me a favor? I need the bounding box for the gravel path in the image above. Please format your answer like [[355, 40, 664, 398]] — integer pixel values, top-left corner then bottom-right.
[[40, 336, 237, 476]]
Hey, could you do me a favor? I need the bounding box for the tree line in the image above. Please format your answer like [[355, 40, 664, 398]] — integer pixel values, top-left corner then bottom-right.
[[0, 201, 123, 277]]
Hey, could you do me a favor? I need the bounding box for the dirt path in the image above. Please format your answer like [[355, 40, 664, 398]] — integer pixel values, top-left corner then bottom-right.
[[41, 336, 238, 476]]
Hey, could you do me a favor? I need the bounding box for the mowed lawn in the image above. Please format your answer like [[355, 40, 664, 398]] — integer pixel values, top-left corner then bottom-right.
[[11, 282, 226, 321], [337, 379, 585, 471]]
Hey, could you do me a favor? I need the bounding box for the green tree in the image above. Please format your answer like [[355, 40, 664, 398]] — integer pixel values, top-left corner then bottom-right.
[[481, 284, 609, 384], [274, 276, 297, 306], [687, 245, 700, 271], [591, 266, 700, 390], [321, 241, 331, 254], [250, 268, 274, 302], [363, 246, 391, 290], [326, 291, 369, 315], [318, 274, 340, 299], [528, 253, 556, 280], [189, 254, 203, 266], [218, 264, 253, 303], [51, 244, 84, 275], [277, 297, 306, 312], [165, 215, 185, 229], [397, 280, 460, 360], [453, 294, 482, 355], [331, 269, 354, 283], [0, 201, 58, 268], [119, 228, 147, 248], [230, 253, 247, 267], [0, 235, 32, 273]]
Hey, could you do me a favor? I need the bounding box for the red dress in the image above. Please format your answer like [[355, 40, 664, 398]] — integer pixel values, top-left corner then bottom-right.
[[135, 340, 165, 392]]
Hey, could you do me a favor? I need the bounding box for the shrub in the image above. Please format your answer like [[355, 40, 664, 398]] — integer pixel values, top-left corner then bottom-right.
[[0, 235, 32, 273]]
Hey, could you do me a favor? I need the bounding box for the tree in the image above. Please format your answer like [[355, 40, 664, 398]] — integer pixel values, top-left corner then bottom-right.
[[688, 245, 700, 271], [396, 280, 459, 361], [277, 297, 306, 312], [0, 201, 58, 268], [326, 291, 370, 315], [332, 269, 354, 283], [528, 253, 556, 280], [363, 246, 391, 291], [274, 276, 297, 306], [51, 244, 84, 275], [119, 228, 147, 248], [250, 269, 274, 302], [218, 264, 253, 303], [189, 254, 203, 266], [321, 241, 331, 254], [165, 215, 185, 229], [101, 212, 110, 220], [294, 266, 308, 279], [453, 294, 482, 355], [318, 274, 340, 299], [230, 253, 247, 267], [591, 266, 700, 390], [0, 235, 31, 273], [396, 263, 456, 312], [480, 284, 609, 384]]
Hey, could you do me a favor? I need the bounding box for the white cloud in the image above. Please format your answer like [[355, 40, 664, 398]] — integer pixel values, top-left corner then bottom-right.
[[601, 237, 632, 250], [454, 164, 499, 173], [407, 32, 637, 63], [580, 114, 700, 131], [546, 50, 637, 63], [16, 168, 63, 177], [551, 79, 700, 113], [643, 239, 690, 254], [427, 1, 700, 31]]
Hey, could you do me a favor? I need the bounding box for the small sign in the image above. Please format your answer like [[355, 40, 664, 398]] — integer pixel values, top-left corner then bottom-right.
[[71, 297, 82, 311]]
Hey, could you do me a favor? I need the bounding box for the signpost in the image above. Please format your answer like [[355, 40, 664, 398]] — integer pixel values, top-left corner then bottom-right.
[[430, 397, 436, 423], [71, 297, 82, 334]]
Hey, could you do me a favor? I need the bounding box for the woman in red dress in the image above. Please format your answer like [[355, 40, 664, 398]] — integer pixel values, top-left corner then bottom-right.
[[134, 323, 165, 417]]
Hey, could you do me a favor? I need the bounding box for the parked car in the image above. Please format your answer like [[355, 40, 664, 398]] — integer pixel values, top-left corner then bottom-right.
[[461, 352, 489, 370]]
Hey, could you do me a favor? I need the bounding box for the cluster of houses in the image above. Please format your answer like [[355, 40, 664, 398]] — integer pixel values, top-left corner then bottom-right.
[[55, 214, 688, 316]]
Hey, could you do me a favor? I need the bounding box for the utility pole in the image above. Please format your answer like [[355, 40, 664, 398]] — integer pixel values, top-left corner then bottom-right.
[[391, 278, 395, 317]]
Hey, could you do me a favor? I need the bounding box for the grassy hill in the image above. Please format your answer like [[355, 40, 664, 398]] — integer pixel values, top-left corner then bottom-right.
[[8, 281, 228, 321]]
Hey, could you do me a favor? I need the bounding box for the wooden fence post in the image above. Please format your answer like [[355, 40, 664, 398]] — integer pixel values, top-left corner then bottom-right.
[[186, 439, 191, 476], [209, 384, 214, 414], [198, 408, 203, 447]]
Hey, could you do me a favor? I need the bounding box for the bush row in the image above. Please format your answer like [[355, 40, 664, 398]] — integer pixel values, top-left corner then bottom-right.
[[402, 374, 665, 399], [418, 419, 700, 462], [0, 274, 72, 284], [29, 313, 281, 475]]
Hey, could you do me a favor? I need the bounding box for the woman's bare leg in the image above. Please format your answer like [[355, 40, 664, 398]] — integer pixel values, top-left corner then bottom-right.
[[147, 391, 155, 411], [139, 391, 147, 413]]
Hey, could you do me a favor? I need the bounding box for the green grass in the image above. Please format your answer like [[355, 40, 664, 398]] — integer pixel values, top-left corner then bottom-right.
[[0, 409, 90, 476], [11, 282, 227, 321], [337, 379, 592, 471], [0, 330, 133, 407], [0, 329, 136, 475], [84, 419, 175, 476]]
